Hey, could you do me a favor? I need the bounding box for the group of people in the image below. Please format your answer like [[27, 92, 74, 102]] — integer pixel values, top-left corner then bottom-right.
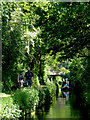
[[17, 68, 34, 87]]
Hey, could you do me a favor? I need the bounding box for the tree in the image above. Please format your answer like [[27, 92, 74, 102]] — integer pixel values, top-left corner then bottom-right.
[[34, 2, 89, 59], [2, 2, 27, 91]]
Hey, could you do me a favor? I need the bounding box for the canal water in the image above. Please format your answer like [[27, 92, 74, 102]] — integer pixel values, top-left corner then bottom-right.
[[25, 90, 83, 119]]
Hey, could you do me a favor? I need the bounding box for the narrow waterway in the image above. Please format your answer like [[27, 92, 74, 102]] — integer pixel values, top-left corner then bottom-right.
[[25, 90, 83, 119]]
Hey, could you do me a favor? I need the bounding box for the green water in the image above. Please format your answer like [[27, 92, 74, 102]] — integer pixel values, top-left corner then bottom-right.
[[25, 91, 83, 119]]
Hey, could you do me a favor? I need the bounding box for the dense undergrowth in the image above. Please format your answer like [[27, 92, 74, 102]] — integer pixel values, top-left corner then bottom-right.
[[70, 56, 90, 118], [0, 81, 56, 119], [0, 96, 21, 119]]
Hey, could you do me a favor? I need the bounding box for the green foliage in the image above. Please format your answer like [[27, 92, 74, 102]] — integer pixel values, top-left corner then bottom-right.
[[70, 55, 89, 113], [13, 87, 39, 112], [55, 76, 62, 82], [35, 2, 89, 59], [46, 80, 56, 99], [12, 82, 56, 114], [13, 81, 56, 112], [32, 75, 40, 87], [36, 87, 46, 107], [45, 51, 60, 70], [70, 57, 85, 89], [0, 79, 57, 118], [60, 67, 70, 73], [55, 76, 62, 88], [1, 103, 21, 119], [0, 96, 21, 119], [36, 81, 56, 106], [0, 81, 3, 92], [2, 2, 27, 92], [2, 4, 89, 116]]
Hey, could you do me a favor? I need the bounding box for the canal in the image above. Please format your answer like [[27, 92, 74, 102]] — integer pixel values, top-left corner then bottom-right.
[[24, 90, 84, 119]]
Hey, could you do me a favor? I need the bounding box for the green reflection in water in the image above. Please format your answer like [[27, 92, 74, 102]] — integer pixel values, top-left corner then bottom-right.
[[45, 97, 81, 118]]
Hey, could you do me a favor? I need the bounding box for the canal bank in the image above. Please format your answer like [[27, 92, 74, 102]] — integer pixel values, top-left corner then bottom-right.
[[24, 90, 84, 119]]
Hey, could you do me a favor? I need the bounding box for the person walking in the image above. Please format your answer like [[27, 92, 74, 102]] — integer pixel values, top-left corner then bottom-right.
[[17, 71, 25, 88], [25, 68, 34, 87]]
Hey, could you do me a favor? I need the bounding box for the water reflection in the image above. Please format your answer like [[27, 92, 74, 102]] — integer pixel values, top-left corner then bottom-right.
[[63, 91, 69, 104]]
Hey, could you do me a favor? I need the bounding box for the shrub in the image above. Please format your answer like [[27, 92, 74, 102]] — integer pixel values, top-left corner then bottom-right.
[[0, 97, 21, 119], [36, 87, 46, 107], [11, 80, 57, 117], [45, 80, 56, 100], [13, 87, 39, 112], [46, 81, 56, 96], [36, 81, 56, 108], [70, 56, 89, 118]]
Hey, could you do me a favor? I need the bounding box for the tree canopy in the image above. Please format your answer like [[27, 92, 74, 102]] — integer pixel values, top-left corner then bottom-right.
[[2, 2, 89, 90]]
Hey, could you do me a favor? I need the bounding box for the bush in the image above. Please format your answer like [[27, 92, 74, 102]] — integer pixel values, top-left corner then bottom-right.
[[35, 81, 56, 108], [36, 87, 46, 107], [0, 97, 21, 119], [70, 56, 89, 118], [13, 87, 39, 112], [46, 81, 56, 97], [45, 80, 56, 100], [11, 81, 57, 117]]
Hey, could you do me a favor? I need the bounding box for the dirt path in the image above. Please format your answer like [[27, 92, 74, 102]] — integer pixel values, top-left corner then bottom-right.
[[37, 85, 46, 88], [0, 94, 11, 97]]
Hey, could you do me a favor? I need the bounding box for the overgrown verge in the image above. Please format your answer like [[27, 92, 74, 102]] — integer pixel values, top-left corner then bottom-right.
[[12, 81, 56, 115], [0, 81, 56, 119], [0, 96, 21, 119], [70, 56, 90, 118]]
